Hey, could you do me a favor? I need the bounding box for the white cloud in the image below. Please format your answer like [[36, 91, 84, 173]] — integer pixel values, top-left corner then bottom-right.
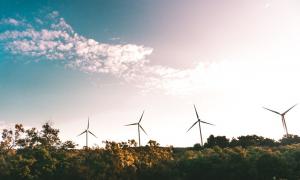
[[0, 13, 153, 78], [0, 18, 24, 26], [0, 12, 205, 96], [50, 18, 74, 33], [47, 11, 59, 19], [2, 11, 269, 96]]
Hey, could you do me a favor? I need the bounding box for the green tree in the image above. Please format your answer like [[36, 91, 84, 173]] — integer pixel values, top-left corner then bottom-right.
[[204, 135, 230, 148]]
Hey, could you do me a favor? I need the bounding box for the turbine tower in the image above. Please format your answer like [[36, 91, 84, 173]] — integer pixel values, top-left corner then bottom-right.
[[125, 111, 147, 146], [78, 117, 97, 148], [187, 105, 214, 146], [263, 104, 297, 137]]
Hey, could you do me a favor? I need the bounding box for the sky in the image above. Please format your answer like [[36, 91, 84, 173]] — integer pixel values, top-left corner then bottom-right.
[[1, 0, 300, 147]]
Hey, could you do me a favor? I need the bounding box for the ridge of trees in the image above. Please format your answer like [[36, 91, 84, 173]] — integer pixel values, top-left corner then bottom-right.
[[1, 123, 300, 179], [192, 134, 300, 150]]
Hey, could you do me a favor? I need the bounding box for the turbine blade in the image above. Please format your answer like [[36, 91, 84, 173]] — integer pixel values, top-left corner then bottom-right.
[[77, 130, 87, 137], [124, 123, 138, 126], [283, 104, 297, 115], [187, 120, 199, 133], [89, 131, 97, 138], [87, 117, 89, 129], [139, 125, 147, 135], [263, 107, 281, 115], [138, 111, 145, 123], [194, 105, 200, 120], [200, 120, 215, 126]]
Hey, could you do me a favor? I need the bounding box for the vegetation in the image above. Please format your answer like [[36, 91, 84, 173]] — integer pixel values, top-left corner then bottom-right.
[[1, 124, 300, 179]]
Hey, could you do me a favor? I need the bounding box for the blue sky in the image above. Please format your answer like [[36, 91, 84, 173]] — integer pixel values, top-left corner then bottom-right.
[[1, 0, 300, 147]]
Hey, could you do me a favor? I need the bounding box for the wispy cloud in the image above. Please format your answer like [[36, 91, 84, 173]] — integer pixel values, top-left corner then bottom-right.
[[0, 11, 211, 95], [0, 18, 26, 26], [0, 12, 153, 76]]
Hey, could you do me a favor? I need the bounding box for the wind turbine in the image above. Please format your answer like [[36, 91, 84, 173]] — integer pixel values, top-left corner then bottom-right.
[[263, 104, 297, 137], [77, 117, 97, 148], [125, 111, 147, 147], [187, 105, 215, 146]]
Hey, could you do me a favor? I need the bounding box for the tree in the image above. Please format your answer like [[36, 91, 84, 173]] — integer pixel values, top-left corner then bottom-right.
[[0, 129, 13, 151], [23, 127, 39, 148], [204, 135, 230, 148], [230, 135, 276, 148], [279, 134, 300, 145], [14, 124, 25, 148], [39, 123, 61, 149]]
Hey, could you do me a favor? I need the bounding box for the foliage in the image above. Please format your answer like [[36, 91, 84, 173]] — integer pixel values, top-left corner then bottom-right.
[[204, 135, 230, 148], [1, 124, 300, 179]]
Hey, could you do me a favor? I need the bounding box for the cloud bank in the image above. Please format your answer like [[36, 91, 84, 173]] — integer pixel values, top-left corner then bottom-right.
[[0, 13, 153, 78], [3, 11, 288, 96], [0, 12, 206, 95]]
